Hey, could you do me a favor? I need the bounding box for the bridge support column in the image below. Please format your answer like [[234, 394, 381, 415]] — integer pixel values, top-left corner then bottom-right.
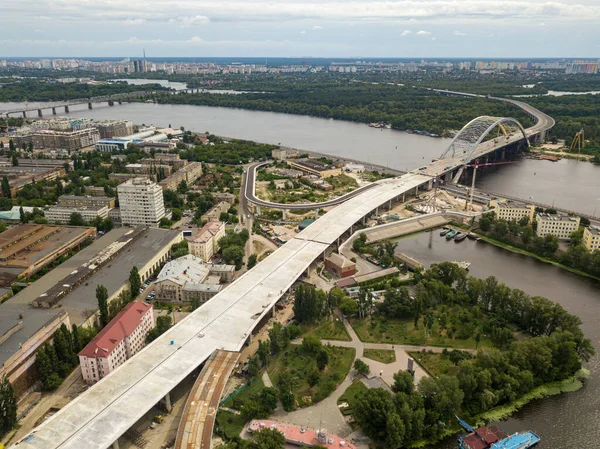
[[112, 439, 120, 449], [108, 100, 114, 106], [314, 209, 319, 219], [37, 109, 43, 118], [388, 199, 392, 210], [88, 102, 93, 109], [163, 392, 172, 413], [118, 100, 122, 105], [64, 106, 69, 113], [22, 111, 27, 118], [402, 193, 405, 202], [256, 205, 261, 215], [282, 209, 287, 220], [415, 185, 419, 197], [52, 107, 57, 115]]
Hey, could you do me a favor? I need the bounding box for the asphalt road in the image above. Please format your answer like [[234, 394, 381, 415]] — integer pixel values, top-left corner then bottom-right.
[[243, 161, 377, 210]]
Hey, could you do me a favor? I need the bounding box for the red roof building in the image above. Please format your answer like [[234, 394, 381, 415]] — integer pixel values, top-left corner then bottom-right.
[[78, 302, 154, 384]]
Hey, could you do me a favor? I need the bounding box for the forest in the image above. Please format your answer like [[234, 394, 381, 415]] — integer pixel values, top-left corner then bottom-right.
[[0, 79, 167, 102]]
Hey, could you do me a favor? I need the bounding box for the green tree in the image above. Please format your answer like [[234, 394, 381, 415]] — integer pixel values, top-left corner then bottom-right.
[[96, 284, 109, 328], [307, 370, 321, 387], [257, 340, 270, 367], [72, 324, 82, 353], [222, 246, 245, 270], [250, 428, 286, 449], [1, 176, 11, 198], [12, 152, 18, 166], [479, 216, 492, 232], [19, 206, 26, 223], [8, 139, 15, 152], [392, 371, 415, 394], [301, 335, 322, 355], [259, 387, 279, 413], [129, 266, 142, 297], [146, 315, 173, 342], [247, 254, 258, 269], [354, 358, 370, 376], [316, 348, 329, 371], [69, 212, 86, 226], [354, 388, 396, 441], [0, 376, 17, 438], [385, 413, 406, 449]]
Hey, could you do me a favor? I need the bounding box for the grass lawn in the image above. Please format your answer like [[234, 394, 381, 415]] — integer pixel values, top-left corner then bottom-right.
[[337, 381, 368, 417], [215, 410, 247, 440], [267, 344, 355, 408], [363, 348, 396, 364], [351, 315, 492, 350], [222, 376, 265, 410], [408, 351, 460, 378], [301, 319, 352, 341]]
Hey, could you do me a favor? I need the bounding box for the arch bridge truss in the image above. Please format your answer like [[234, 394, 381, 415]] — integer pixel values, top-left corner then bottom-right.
[[440, 116, 529, 165]]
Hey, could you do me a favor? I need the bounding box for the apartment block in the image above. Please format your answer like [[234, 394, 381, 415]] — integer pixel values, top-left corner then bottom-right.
[[583, 226, 600, 252], [535, 213, 580, 240], [58, 195, 116, 209], [45, 205, 109, 224], [190, 221, 226, 261], [78, 302, 154, 384], [117, 178, 166, 227], [159, 162, 203, 191], [489, 199, 535, 223]]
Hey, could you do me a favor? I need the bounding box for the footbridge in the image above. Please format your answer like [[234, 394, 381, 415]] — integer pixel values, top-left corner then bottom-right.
[[0, 91, 157, 118], [13, 99, 555, 449]]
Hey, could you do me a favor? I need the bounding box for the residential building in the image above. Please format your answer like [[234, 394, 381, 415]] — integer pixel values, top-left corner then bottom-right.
[[140, 154, 188, 170], [535, 213, 580, 240], [325, 253, 357, 278], [153, 255, 234, 303], [202, 201, 231, 222], [0, 166, 65, 196], [86, 186, 109, 197], [583, 226, 600, 252], [272, 149, 288, 160], [288, 159, 342, 178], [117, 178, 166, 227], [13, 128, 100, 151], [214, 192, 236, 203], [94, 120, 134, 139], [45, 205, 109, 224], [489, 199, 535, 222], [159, 162, 203, 191], [78, 302, 154, 384], [58, 195, 116, 209], [126, 163, 173, 177], [190, 221, 226, 261]]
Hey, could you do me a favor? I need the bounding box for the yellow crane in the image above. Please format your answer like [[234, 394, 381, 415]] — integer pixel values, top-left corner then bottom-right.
[[570, 129, 584, 153]]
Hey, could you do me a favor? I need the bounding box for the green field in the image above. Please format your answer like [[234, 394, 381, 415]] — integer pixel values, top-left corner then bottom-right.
[[337, 381, 369, 417], [215, 410, 247, 440], [408, 351, 460, 378], [301, 319, 352, 341], [267, 344, 355, 407], [351, 315, 491, 350], [363, 348, 396, 364], [222, 376, 265, 410]]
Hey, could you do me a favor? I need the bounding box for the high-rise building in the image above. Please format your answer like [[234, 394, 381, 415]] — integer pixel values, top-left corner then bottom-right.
[[117, 178, 167, 227]]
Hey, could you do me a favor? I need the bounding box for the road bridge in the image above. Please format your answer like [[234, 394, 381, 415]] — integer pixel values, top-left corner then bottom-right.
[[0, 91, 157, 118], [13, 98, 555, 449]]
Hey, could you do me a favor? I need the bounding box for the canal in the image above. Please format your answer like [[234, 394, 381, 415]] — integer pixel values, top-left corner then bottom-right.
[[395, 231, 600, 448]]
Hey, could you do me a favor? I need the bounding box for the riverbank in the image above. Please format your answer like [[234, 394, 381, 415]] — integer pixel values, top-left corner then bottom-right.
[[407, 368, 589, 449]]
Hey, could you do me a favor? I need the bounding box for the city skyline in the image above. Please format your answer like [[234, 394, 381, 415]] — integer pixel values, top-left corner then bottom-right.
[[1, 0, 600, 58]]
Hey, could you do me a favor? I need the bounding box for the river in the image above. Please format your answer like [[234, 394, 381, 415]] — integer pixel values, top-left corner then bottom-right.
[[395, 231, 600, 448], [9, 100, 596, 215]]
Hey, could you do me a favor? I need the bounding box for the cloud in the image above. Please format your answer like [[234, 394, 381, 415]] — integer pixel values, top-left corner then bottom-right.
[[124, 19, 145, 25], [312, 25, 323, 30], [169, 15, 210, 28], [453, 30, 466, 36], [400, 30, 411, 36], [300, 30, 306, 34], [416, 30, 430, 35]]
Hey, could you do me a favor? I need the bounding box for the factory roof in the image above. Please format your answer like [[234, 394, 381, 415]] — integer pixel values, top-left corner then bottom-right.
[[156, 255, 209, 286]]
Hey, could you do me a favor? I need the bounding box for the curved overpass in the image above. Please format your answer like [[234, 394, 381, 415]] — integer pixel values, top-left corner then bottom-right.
[[244, 161, 377, 210]]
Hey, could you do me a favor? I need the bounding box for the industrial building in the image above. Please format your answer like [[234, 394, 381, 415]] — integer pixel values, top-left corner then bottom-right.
[[79, 302, 154, 384], [324, 253, 357, 278], [45, 205, 109, 224], [190, 221, 226, 262], [535, 213, 581, 240], [159, 161, 203, 191], [0, 166, 65, 196], [288, 159, 342, 178], [489, 199, 535, 222], [154, 255, 234, 303], [583, 226, 600, 252], [117, 178, 167, 227], [0, 227, 180, 396]]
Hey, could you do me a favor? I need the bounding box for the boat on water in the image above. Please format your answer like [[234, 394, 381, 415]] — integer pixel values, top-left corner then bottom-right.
[[446, 229, 459, 240], [467, 233, 478, 240], [456, 416, 540, 449], [440, 228, 450, 236], [455, 233, 467, 242], [452, 261, 471, 270]]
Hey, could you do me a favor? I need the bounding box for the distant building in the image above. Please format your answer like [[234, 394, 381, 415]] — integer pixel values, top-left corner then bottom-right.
[[140, 154, 188, 170], [58, 195, 116, 209], [86, 186, 110, 197], [45, 205, 109, 224], [94, 120, 134, 139], [190, 221, 226, 262], [13, 128, 100, 151], [535, 213, 580, 240], [126, 163, 173, 177], [202, 201, 231, 223], [288, 159, 342, 178], [96, 138, 134, 152], [117, 178, 166, 227], [583, 226, 600, 252], [272, 168, 303, 179], [159, 162, 203, 191], [489, 199, 535, 223], [344, 163, 365, 173], [325, 253, 357, 278], [78, 302, 154, 384], [213, 192, 236, 203], [272, 149, 288, 160]]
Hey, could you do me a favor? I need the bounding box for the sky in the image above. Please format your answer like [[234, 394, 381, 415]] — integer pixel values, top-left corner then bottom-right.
[[1, 0, 599, 58]]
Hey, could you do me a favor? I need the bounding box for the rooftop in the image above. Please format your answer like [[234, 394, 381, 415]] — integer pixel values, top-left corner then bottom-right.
[[536, 213, 580, 223], [79, 302, 152, 358], [156, 255, 209, 286], [192, 222, 224, 245], [326, 253, 355, 268]]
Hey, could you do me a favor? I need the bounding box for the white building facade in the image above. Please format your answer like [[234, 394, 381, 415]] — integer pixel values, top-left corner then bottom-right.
[[117, 178, 167, 227]]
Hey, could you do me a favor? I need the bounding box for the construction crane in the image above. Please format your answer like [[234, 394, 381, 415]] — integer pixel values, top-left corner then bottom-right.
[[463, 160, 516, 210], [570, 128, 584, 153]]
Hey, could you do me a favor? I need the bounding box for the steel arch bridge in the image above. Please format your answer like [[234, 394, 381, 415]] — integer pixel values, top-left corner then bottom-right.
[[440, 116, 529, 164]]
